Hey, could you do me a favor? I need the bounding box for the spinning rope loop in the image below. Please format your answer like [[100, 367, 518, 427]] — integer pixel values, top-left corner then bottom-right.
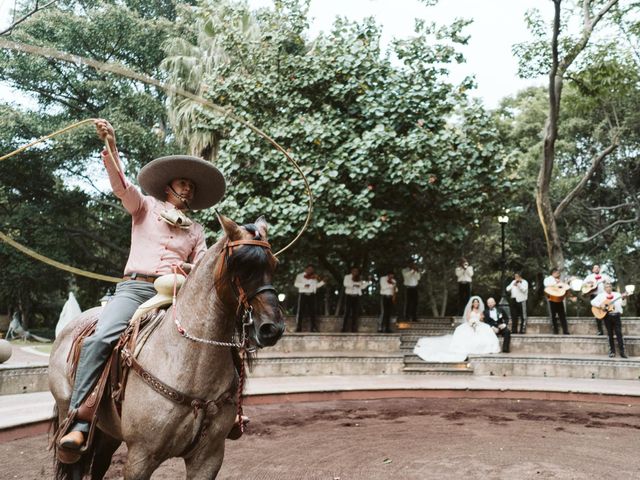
[[0, 38, 313, 282]]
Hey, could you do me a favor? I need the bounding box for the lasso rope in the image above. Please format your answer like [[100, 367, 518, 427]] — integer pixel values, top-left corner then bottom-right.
[[0, 38, 313, 282]]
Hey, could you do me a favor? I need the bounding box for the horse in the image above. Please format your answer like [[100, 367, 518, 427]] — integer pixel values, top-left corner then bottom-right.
[[48, 214, 285, 479]]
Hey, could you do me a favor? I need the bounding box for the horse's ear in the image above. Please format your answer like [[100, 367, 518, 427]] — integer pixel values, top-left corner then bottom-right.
[[255, 216, 269, 239], [216, 211, 242, 240]]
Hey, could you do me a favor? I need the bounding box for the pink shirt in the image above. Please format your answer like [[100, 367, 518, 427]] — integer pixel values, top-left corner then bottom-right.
[[102, 150, 207, 276]]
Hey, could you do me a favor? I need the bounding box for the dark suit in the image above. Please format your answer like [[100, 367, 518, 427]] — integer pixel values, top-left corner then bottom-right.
[[483, 307, 511, 353]]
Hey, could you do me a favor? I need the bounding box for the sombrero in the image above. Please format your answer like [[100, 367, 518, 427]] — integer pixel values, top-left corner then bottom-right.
[[138, 155, 226, 210]]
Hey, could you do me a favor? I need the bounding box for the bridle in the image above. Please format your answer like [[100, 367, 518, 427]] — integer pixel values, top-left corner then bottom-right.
[[172, 236, 279, 350], [220, 239, 278, 322]]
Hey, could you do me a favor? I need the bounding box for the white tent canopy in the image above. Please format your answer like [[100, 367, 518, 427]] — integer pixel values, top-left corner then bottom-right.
[[56, 292, 82, 337]]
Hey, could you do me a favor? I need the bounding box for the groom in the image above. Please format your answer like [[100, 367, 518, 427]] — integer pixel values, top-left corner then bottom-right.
[[483, 297, 511, 353]]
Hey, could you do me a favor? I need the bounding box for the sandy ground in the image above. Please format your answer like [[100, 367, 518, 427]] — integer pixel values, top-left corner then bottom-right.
[[2, 397, 640, 479]]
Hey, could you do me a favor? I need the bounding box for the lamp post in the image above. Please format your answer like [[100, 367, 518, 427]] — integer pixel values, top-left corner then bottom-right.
[[497, 215, 510, 314]]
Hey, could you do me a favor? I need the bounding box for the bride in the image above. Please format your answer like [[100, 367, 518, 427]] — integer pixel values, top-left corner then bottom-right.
[[413, 296, 500, 362]]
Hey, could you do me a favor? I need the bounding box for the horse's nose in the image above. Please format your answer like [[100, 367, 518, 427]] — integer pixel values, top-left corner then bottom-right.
[[257, 320, 284, 347]]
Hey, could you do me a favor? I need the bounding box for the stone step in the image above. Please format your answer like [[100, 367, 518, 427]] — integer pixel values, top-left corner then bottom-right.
[[469, 353, 640, 380], [402, 367, 474, 375], [396, 317, 640, 337], [402, 356, 474, 376], [524, 317, 640, 336], [399, 335, 640, 356], [0, 364, 49, 396], [283, 316, 454, 333], [269, 333, 401, 353], [252, 351, 405, 377], [510, 335, 640, 356]]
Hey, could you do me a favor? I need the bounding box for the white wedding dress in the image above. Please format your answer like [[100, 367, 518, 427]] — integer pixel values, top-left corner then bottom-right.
[[413, 310, 500, 362]]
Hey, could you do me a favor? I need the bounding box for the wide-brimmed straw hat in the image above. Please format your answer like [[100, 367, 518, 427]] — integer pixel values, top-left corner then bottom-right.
[[138, 155, 226, 210]]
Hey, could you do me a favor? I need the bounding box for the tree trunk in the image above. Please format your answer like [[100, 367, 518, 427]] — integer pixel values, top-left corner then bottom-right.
[[425, 273, 439, 317], [535, 176, 565, 269], [324, 289, 330, 316], [535, 0, 619, 270], [439, 285, 448, 317]]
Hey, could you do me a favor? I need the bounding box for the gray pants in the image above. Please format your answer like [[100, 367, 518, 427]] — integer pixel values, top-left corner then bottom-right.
[[70, 280, 156, 432]]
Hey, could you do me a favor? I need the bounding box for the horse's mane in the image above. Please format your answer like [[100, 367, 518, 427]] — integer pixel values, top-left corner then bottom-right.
[[189, 223, 276, 282], [183, 223, 277, 370]]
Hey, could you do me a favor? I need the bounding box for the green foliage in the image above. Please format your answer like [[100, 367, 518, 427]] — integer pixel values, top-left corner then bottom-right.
[[0, 0, 192, 324], [163, 0, 516, 312]]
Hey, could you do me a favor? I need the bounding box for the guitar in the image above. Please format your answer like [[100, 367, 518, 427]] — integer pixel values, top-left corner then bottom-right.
[[544, 282, 571, 303], [581, 281, 598, 296], [591, 294, 629, 320]]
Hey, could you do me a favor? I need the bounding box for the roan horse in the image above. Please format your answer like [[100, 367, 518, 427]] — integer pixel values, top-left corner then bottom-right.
[[48, 215, 284, 479]]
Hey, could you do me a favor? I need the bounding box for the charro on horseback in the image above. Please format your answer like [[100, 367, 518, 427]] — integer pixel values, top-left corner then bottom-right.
[[45, 119, 286, 480]]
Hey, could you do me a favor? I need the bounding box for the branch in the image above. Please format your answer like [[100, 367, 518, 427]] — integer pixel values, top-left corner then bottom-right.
[[586, 201, 634, 211], [553, 139, 619, 218], [0, 1, 59, 36], [570, 217, 637, 243], [90, 198, 126, 212], [559, 0, 620, 74]]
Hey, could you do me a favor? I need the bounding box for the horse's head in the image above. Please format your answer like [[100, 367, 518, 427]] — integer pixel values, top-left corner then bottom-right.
[[216, 213, 284, 349]]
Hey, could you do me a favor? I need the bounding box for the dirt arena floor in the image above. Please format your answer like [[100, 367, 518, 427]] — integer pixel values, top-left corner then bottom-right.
[[2, 397, 640, 479]]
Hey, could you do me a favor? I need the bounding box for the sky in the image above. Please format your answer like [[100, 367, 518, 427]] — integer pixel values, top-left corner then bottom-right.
[[0, 0, 549, 108]]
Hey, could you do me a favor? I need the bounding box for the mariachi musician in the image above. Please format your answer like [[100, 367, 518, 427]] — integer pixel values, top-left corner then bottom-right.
[[378, 271, 398, 333], [582, 264, 612, 336], [543, 268, 571, 335], [590, 283, 628, 358], [401, 263, 422, 322], [294, 264, 325, 332], [342, 267, 371, 333]]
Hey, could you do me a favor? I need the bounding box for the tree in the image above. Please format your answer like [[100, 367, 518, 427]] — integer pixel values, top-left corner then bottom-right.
[[0, 0, 192, 326], [162, 0, 517, 314], [513, 0, 631, 269]]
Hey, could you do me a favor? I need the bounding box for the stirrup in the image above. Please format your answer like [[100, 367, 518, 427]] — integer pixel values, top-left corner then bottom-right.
[[227, 415, 249, 440]]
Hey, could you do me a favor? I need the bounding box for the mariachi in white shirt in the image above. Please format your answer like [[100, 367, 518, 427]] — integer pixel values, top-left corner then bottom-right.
[[401, 268, 421, 287], [583, 273, 612, 295], [591, 292, 624, 314], [379, 276, 397, 297], [294, 273, 325, 294], [455, 265, 474, 283], [343, 275, 371, 296], [506, 279, 529, 302]]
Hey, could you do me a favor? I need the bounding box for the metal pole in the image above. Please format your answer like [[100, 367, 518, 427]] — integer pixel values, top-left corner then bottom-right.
[[500, 222, 506, 295], [498, 220, 511, 318]]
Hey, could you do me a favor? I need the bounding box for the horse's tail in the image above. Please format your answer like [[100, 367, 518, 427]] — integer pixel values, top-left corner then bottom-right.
[[49, 405, 100, 480]]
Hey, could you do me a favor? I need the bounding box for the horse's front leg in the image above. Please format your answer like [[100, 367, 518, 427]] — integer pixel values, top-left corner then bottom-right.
[[184, 438, 226, 480], [123, 443, 164, 480]]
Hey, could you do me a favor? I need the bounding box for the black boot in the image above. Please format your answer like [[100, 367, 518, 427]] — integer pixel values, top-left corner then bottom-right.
[[620, 350, 628, 359], [608, 349, 615, 358]]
